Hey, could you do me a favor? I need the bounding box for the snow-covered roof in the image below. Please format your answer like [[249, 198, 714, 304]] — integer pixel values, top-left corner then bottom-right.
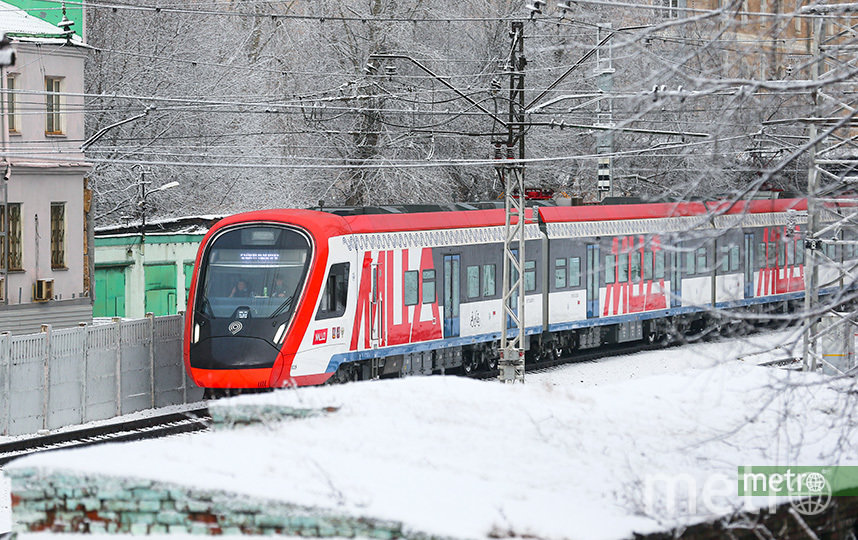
[[0, 1, 85, 46]]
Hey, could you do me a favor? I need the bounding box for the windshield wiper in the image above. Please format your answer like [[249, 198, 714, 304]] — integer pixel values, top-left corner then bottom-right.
[[269, 295, 294, 318]]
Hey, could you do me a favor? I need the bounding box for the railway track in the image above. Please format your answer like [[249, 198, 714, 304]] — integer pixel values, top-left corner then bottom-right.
[[0, 407, 210, 466]]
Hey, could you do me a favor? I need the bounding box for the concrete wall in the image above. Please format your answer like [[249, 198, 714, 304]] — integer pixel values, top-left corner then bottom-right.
[[0, 314, 202, 436]]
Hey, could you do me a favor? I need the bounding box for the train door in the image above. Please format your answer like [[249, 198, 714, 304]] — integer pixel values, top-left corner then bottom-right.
[[744, 233, 755, 299], [669, 251, 682, 308], [443, 254, 461, 337], [370, 261, 383, 348], [586, 244, 599, 318]]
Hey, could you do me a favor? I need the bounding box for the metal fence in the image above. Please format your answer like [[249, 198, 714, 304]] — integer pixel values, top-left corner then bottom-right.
[[0, 315, 203, 436]]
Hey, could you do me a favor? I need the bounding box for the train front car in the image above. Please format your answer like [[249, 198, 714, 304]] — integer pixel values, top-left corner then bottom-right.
[[184, 210, 348, 392]]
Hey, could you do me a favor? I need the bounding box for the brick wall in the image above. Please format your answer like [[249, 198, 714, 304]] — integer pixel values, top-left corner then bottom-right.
[[9, 467, 440, 538]]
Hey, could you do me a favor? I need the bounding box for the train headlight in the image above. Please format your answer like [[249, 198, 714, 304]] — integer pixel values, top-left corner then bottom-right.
[[193, 324, 200, 344], [273, 323, 287, 345]]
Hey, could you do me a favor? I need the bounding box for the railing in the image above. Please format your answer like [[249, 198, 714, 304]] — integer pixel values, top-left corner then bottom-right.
[[0, 314, 203, 437]]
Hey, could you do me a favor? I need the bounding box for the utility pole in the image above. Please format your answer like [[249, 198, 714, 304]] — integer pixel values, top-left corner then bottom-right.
[[800, 6, 858, 376], [594, 24, 614, 200], [498, 21, 526, 384]]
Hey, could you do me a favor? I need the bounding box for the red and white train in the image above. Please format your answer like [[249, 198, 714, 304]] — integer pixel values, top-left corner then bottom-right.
[[183, 197, 844, 390]]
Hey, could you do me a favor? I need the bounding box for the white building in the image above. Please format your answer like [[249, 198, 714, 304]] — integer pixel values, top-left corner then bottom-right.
[[0, 3, 91, 334]]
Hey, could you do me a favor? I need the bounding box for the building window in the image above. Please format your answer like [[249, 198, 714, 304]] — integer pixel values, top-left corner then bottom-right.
[[659, 0, 679, 18], [6, 73, 17, 133], [0, 203, 22, 270], [51, 203, 66, 268], [45, 77, 63, 135]]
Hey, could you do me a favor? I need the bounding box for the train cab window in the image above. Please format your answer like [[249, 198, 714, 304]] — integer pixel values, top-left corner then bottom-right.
[[569, 257, 581, 287], [317, 263, 349, 320], [605, 255, 615, 284], [195, 225, 311, 320], [422, 270, 436, 304], [617, 253, 628, 283], [685, 250, 696, 275], [696, 247, 707, 273], [555, 258, 567, 289], [630, 251, 641, 283], [654, 251, 665, 279], [524, 260, 536, 292], [404, 270, 419, 306], [482, 264, 496, 296], [466, 265, 480, 298]]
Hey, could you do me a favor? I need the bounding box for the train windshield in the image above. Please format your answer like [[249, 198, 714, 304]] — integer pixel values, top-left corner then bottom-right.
[[196, 225, 311, 319]]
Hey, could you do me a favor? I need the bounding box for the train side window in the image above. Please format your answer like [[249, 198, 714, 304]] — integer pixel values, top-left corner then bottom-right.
[[643, 251, 653, 281], [796, 241, 805, 265], [618, 253, 628, 283], [482, 264, 496, 296], [316, 262, 349, 320], [696, 247, 707, 273], [654, 251, 665, 279], [767, 242, 776, 266], [569, 257, 581, 287], [555, 258, 567, 289], [524, 260, 536, 292], [730, 245, 740, 271], [686, 249, 696, 275], [787, 242, 794, 266], [720, 246, 730, 272], [605, 255, 615, 284], [778, 242, 786, 266], [757, 243, 767, 268], [630, 251, 641, 283], [825, 243, 837, 260], [404, 270, 419, 306], [422, 270, 436, 304], [466, 265, 480, 298]]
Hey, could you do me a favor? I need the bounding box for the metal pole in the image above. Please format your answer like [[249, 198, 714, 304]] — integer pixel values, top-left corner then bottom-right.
[[499, 22, 526, 384], [803, 16, 823, 372]]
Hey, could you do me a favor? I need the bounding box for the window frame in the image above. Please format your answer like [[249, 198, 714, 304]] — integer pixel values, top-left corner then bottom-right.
[[316, 262, 350, 320], [45, 76, 64, 135], [422, 269, 436, 304], [0, 203, 22, 271], [51, 202, 66, 269], [404, 270, 419, 306], [554, 257, 567, 289], [482, 264, 496, 297], [6, 73, 18, 133], [466, 265, 480, 299]]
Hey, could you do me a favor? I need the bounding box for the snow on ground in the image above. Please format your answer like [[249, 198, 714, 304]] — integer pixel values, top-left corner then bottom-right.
[[4, 329, 857, 539]]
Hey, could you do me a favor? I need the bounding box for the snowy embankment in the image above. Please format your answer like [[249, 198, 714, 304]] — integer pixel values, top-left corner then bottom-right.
[[5, 329, 858, 539]]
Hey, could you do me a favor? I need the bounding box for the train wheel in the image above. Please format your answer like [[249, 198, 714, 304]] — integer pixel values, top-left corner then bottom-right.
[[462, 350, 480, 375]]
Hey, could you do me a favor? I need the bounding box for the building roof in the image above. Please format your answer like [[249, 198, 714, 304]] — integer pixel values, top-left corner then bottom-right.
[[0, 0, 85, 46]]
